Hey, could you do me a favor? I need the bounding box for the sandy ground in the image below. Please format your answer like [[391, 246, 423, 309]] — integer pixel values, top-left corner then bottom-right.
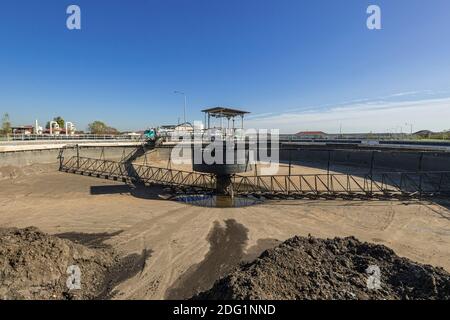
[[1, 163, 450, 299]]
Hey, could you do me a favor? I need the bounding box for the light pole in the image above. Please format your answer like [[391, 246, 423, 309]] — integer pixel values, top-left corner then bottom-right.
[[405, 123, 413, 135], [174, 91, 187, 124]]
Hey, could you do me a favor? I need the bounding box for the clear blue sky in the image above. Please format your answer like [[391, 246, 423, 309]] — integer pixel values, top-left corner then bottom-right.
[[1, 0, 450, 133]]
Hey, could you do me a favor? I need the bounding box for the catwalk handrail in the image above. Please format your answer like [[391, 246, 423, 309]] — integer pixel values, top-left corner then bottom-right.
[[232, 172, 450, 195], [60, 156, 215, 189], [60, 156, 450, 197]]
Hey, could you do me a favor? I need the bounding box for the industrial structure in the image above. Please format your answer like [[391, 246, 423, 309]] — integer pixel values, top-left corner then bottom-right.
[[192, 107, 252, 196], [57, 107, 450, 205]]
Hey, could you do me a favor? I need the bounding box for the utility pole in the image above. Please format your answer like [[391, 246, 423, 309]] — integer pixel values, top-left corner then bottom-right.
[[405, 123, 413, 136], [174, 91, 187, 124]]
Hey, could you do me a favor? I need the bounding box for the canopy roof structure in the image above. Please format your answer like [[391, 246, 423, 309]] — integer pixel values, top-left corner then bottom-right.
[[201, 107, 250, 118], [202, 107, 250, 130]]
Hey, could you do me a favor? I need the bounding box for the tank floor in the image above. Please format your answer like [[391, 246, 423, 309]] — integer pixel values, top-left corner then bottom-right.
[[1, 163, 450, 299]]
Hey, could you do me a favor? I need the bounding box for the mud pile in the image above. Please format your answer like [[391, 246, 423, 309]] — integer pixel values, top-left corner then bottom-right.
[[0, 227, 150, 300], [195, 236, 450, 300]]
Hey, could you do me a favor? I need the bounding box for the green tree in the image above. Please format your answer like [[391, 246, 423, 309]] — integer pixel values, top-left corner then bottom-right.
[[1, 113, 11, 136], [46, 116, 65, 129], [104, 126, 119, 134], [88, 121, 118, 134]]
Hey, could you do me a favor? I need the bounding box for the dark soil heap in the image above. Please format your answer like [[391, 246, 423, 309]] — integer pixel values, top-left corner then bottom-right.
[[0, 227, 115, 300], [195, 236, 450, 300], [0, 227, 150, 300]]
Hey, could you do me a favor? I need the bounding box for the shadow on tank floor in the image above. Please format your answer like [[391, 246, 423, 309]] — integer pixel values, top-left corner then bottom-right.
[[90, 183, 167, 201]]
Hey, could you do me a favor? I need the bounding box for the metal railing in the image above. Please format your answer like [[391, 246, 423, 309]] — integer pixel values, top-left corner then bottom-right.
[[232, 172, 450, 197], [60, 156, 215, 190], [1, 134, 141, 142], [59, 155, 450, 199]]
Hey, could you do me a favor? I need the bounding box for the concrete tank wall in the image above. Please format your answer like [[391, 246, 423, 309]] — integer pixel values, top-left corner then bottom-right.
[[280, 148, 450, 172], [3, 144, 449, 174], [0, 146, 138, 168], [155, 146, 450, 173]]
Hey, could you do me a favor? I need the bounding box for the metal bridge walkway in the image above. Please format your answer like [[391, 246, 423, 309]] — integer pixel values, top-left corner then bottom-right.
[[60, 156, 216, 190], [59, 155, 450, 199]]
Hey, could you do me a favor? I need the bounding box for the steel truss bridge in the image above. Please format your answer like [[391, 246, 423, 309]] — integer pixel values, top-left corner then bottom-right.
[[60, 155, 450, 200]]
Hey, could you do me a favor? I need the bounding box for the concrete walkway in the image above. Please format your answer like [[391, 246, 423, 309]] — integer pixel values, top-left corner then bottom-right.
[[0, 140, 142, 153]]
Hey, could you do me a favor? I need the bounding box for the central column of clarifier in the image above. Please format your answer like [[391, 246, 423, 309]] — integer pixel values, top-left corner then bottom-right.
[[215, 174, 234, 197]]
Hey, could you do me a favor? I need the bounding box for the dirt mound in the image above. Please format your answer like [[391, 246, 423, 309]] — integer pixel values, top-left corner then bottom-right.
[[195, 236, 450, 300], [0, 227, 149, 300]]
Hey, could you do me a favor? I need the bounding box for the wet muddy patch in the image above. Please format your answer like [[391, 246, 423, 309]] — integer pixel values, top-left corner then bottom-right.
[[175, 194, 263, 208]]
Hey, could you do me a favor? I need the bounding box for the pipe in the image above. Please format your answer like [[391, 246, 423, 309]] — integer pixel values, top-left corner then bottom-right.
[[65, 122, 74, 136], [49, 121, 58, 135]]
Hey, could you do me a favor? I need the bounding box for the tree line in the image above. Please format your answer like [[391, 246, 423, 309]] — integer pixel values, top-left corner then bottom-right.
[[1, 113, 119, 135], [1, 113, 11, 136]]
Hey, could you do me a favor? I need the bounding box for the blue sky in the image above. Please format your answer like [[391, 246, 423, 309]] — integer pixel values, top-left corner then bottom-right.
[[1, 0, 450, 133]]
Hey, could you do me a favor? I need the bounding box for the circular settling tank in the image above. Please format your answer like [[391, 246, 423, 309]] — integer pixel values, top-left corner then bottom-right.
[[191, 141, 252, 195], [191, 142, 252, 175]]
